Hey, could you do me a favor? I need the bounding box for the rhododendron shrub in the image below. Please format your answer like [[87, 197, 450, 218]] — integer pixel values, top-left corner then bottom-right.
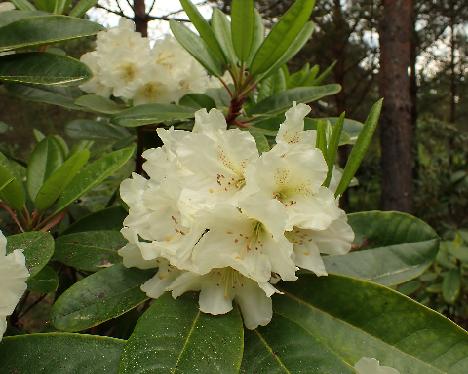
[[0, 0, 466, 373]]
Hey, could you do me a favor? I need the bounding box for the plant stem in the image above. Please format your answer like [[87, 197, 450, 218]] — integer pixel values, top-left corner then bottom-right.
[[135, 126, 145, 173], [0, 203, 24, 232]]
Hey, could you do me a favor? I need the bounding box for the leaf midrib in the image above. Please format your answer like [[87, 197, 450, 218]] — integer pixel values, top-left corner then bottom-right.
[[253, 329, 291, 374], [172, 310, 200, 374]]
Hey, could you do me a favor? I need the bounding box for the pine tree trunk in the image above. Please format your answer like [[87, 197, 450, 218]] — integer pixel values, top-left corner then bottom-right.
[[379, 0, 413, 212]]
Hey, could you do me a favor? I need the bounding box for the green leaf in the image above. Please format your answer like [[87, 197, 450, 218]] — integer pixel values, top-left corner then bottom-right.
[[170, 19, 222, 76], [309, 60, 336, 86], [305, 116, 363, 145], [443, 269, 461, 304], [304, 64, 320, 85], [69, 0, 97, 18], [212, 8, 237, 66], [51, 264, 153, 332], [323, 211, 439, 285], [0, 53, 92, 86], [34, 0, 57, 13], [288, 63, 311, 88], [112, 103, 195, 127], [52, 145, 135, 215], [246, 10, 264, 66], [0, 176, 13, 194], [398, 280, 422, 295], [0, 333, 124, 373], [52, 134, 69, 158], [0, 156, 25, 210], [0, 10, 46, 28], [179, 0, 225, 63], [55, 230, 125, 272], [119, 293, 244, 374], [27, 265, 59, 293], [248, 128, 270, 153], [6, 231, 55, 277], [231, 0, 254, 62], [315, 119, 328, 156], [27, 136, 64, 202], [256, 67, 287, 101], [35, 149, 90, 211], [60, 205, 127, 235], [54, 0, 70, 14], [32, 129, 45, 142], [271, 274, 468, 373], [248, 85, 340, 116], [242, 315, 353, 373], [75, 94, 126, 114], [178, 93, 216, 110], [324, 112, 344, 187], [335, 98, 382, 196], [256, 21, 315, 82], [65, 119, 130, 141], [0, 15, 102, 52], [10, 0, 36, 11], [6, 83, 84, 110], [250, 0, 316, 76]]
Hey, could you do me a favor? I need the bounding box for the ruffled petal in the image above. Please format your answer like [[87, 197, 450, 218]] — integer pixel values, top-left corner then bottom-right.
[[199, 281, 233, 315], [276, 103, 311, 145], [118, 228, 159, 269], [292, 239, 327, 276], [168, 271, 203, 298], [193, 108, 227, 134], [311, 213, 354, 255], [140, 259, 179, 298], [235, 278, 273, 330]]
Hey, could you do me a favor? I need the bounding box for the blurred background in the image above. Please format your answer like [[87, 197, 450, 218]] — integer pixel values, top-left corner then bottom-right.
[[0, 0, 467, 324]]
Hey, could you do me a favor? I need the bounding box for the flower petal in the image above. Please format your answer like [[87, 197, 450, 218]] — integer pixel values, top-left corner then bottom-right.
[[193, 108, 227, 134], [199, 281, 233, 315], [235, 278, 273, 330]]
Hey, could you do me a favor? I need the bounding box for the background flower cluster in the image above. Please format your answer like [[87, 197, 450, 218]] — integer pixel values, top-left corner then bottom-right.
[[80, 19, 215, 105], [119, 103, 354, 329]]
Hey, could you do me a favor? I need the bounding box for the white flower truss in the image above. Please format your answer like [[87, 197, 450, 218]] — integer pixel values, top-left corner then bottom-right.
[[119, 103, 354, 329], [0, 230, 29, 341], [354, 357, 400, 374], [79, 19, 214, 104]]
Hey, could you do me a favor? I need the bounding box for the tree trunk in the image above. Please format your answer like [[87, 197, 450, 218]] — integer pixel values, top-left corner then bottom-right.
[[448, 1, 456, 124], [134, 0, 148, 36], [409, 3, 419, 184], [133, 0, 148, 173], [379, 0, 413, 212]]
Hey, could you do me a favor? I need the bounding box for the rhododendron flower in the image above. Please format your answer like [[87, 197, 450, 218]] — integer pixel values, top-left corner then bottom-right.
[[0, 230, 29, 341], [354, 357, 400, 374], [119, 104, 354, 329], [79, 20, 213, 104]]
